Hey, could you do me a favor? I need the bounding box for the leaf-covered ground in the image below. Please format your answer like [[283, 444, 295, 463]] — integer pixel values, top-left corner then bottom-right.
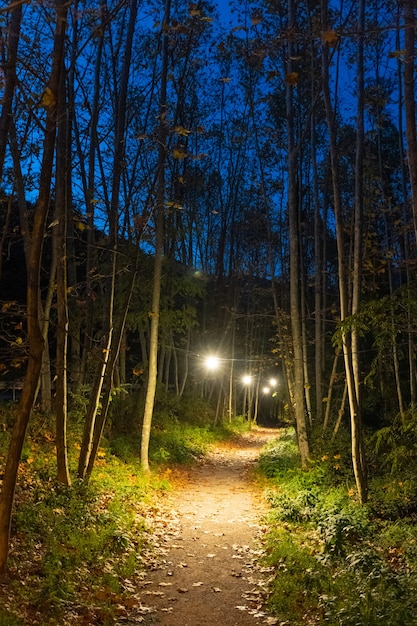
[[138, 428, 280, 626], [0, 427, 279, 625]]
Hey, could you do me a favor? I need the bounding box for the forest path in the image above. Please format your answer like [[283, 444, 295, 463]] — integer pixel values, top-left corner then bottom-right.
[[137, 427, 280, 626]]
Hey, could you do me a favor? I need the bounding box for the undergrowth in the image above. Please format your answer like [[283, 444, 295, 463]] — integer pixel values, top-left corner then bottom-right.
[[0, 394, 250, 625], [258, 427, 417, 626]]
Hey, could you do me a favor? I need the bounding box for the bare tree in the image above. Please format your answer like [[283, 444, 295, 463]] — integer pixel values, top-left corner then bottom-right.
[[78, 0, 138, 479], [0, 1, 22, 185], [321, 0, 367, 503], [403, 0, 417, 241], [286, 0, 310, 465], [0, 0, 69, 572], [141, 0, 171, 472]]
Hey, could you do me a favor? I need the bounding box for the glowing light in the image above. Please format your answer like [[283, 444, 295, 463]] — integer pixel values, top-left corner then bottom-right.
[[242, 374, 252, 385], [262, 386, 270, 394], [269, 378, 277, 387], [205, 355, 220, 370]]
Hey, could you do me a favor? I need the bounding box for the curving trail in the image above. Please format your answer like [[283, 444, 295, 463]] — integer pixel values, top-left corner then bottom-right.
[[138, 428, 280, 626]]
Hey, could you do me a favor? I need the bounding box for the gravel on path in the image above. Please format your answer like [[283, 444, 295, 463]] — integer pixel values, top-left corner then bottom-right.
[[137, 428, 280, 626]]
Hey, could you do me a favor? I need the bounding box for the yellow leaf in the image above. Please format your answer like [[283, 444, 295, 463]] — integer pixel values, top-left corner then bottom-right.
[[266, 70, 280, 81], [322, 30, 338, 46], [166, 201, 184, 210], [189, 4, 200, 17], [40, 87, 56, 108], [75, 221, 87, 231], [285, 72, 299, 86], [174, 125, 191, 136], [251, 12, 263, 26], [388, 49, 406, 58], [173, 148, 188, 159]]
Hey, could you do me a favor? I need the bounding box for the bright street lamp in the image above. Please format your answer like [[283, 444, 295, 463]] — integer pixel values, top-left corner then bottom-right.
[[205, 355, 220, 371]]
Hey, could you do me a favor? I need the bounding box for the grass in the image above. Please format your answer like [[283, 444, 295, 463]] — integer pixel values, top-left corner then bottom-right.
[[257, 427, 417, 626], [0, 395, 251, 625], [6, 392, 417, 626]]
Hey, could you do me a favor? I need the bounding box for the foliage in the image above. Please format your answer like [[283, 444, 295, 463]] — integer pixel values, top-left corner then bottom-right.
[[257, 429, 417, 625], [368, 409, 417, 518], [257, 428, 300, 477], [263, 526, 323, 621], [372, 408, 417, 477], [0, 438, 153, 623], [0, 397, 249, 624], [110, 389, 249, 466]]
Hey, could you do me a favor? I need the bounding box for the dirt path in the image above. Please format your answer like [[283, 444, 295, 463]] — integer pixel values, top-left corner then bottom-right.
[[137, 428, 279, 626]]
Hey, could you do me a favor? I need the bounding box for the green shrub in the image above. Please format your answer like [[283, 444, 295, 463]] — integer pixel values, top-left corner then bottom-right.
[[372, 409, 417, 479], [257, 428, 300, 477], [319, 548, 417, 625], [369, 476, 417, 519], [316, 503, 371, 557], [264, 526, 323, 623], [266, 487, 319, 523]]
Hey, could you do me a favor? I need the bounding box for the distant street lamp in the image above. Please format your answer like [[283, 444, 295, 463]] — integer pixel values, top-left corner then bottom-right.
[[242, 374, 253, 421], [205, 355, 220, 371]]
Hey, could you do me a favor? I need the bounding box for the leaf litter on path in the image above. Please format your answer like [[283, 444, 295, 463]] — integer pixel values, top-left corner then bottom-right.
[[137, 428, 281, 626]]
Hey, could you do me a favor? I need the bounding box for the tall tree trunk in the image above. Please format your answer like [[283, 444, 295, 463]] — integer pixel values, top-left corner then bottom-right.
[[54, 51, 71, 486], [78, 0, 138, 479], [350, 0, 367, 502], [286, 0, 309, 465], [0, 2, 22, 185], [77, 5, 106, 390], [323, 347, 341, 432], [396, 12, 416, 404], [403, 0, 417, 241], [141, 0, 171, 472], [321, 0, 367, 502], [0, 0, 68, 573], [312, 113, 324, 422], [85, 267, 139, 479]]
